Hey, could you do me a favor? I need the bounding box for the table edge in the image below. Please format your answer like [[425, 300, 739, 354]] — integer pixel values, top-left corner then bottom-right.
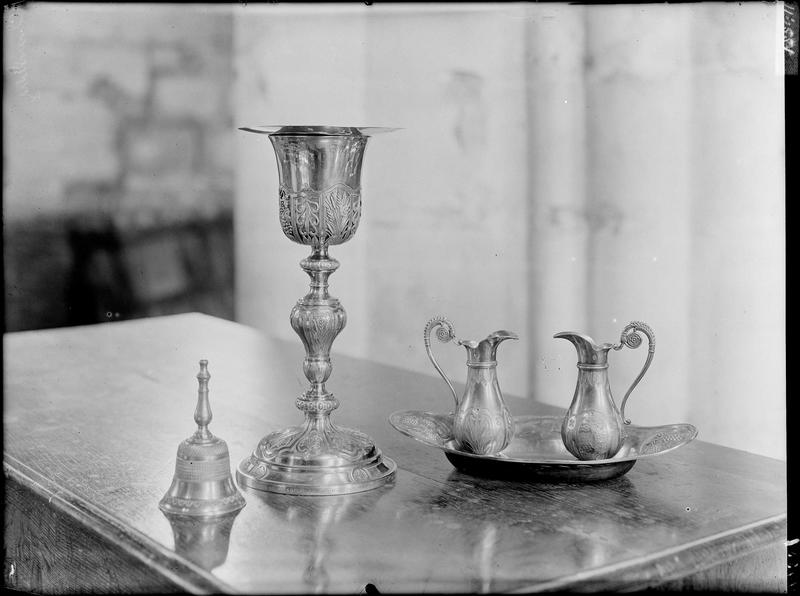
[[506, 513, 787, 592], [6, 448, 787, 594], [3, 454, 236, 595]]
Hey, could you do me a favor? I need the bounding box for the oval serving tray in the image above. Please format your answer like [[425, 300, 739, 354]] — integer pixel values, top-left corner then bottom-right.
[[388, 411, 697, 482]]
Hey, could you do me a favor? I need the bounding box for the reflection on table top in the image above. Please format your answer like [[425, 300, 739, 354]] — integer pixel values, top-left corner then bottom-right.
[[3, 313, 787, 593]]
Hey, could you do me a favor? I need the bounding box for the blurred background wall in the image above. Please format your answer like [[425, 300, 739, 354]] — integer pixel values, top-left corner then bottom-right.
[[4, 4, 236, 329], [4, 3, 785, 461]]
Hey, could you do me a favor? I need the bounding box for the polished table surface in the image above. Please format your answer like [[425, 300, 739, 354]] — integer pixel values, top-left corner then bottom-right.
[[3, 313, 788, 593]]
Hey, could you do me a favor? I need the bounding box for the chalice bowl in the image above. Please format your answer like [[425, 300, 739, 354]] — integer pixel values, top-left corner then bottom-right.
[[237, 126, 397, 495]]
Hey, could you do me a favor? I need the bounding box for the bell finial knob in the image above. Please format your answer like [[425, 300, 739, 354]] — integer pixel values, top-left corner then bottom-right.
[[194, 360, 212, 440], [159, 360, 246, 516]]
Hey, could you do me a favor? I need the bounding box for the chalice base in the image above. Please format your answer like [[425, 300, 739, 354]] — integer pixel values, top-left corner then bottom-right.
[[236, 422, 396, 496]]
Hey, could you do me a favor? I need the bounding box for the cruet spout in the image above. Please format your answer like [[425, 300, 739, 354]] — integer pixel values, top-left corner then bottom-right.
[[461, 330, 519, 365], [553, 332, 614, 366]]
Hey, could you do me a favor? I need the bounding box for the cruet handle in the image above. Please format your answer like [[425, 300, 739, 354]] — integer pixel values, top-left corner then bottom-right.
[[612, 321, 656, 425], [423, 316, 459, 408]]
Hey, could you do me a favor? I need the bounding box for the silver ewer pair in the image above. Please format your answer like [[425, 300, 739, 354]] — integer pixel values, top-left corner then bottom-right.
[[423, 316, 656, 461]]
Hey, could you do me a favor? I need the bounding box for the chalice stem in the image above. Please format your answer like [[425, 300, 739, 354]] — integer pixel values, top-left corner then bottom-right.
[[291, 247, 345, 418]]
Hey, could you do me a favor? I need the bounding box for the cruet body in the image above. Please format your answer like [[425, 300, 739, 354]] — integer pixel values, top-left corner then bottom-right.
[[452, 357, 516, 455], [560, 346, 626, 460]]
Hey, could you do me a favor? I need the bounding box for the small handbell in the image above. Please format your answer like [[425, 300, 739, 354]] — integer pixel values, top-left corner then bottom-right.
[[159, 360, 245, 516]]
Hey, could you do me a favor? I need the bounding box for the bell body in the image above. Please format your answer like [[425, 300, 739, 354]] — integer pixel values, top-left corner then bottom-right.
[[160, 436, 246, 516], [452, 363, 515, 455], [560, 366, 626, 460]]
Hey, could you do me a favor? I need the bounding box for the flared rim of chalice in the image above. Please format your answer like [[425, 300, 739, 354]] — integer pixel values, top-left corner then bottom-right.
[[239, 125, 400, 136]]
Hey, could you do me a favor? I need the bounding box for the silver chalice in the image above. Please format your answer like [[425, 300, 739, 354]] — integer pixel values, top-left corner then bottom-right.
[[236, 125, 397, 495]]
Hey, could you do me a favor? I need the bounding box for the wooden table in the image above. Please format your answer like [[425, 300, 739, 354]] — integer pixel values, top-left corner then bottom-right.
[[3, 313, 788, 593]]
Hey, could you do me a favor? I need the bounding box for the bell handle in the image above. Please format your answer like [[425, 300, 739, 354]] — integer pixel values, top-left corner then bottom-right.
[[612, 321, 656, 424], [423, 316, 459, 408]]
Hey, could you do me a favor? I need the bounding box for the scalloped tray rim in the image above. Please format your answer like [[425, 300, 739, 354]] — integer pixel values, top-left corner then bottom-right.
[[388, 410, 698, 466]]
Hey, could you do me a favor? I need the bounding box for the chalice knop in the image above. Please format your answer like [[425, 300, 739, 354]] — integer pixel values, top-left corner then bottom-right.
[[236, 125, 397, 495]]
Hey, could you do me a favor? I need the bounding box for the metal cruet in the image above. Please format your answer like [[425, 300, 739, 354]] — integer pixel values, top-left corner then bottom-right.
[[554, 321, 656, 461], [424, 316, 519, 455]]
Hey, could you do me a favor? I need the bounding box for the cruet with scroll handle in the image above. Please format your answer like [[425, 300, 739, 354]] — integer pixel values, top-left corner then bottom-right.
[[554, 321, 656, 461], [424, 316, 519, 455]]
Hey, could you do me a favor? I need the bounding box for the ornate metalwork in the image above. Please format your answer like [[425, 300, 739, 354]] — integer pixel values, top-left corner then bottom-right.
[[423, 316, 518, 456], [613, 321, 656, 424], [389, 411, 697, 482], [423, 316, 460, 406], [278, 184, 362, 248], [237, 125, 396, 496], [555, 320, 657, 461]]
